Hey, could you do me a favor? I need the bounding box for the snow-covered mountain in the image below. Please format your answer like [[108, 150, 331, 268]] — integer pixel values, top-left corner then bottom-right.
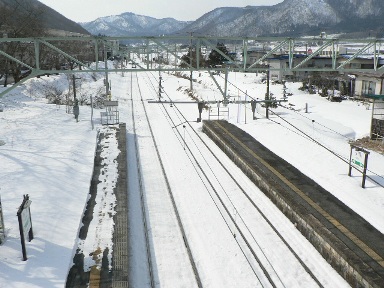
[[79, 0, 384, 38], [80, 12, 191, 36], [177, 0, 384, 37]]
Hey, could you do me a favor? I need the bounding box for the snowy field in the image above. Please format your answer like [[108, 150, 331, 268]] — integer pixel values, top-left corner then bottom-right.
[[0, 63, 383, 287]]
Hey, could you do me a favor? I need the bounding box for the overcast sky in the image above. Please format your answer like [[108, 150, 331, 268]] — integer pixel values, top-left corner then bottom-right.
[[38, 0, 284, 23]]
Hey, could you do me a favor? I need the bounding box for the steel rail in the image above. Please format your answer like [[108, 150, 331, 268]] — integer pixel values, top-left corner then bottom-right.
[[136, 72, 203, 288], [130, 72, 156, 288], [143, 71, 284, 287], [144, 70, 331, 287]]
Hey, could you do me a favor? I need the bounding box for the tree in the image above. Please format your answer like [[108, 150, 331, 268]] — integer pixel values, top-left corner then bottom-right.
[[179, 46, 205, 68], [0, 0, 46, 86], [207, 42, 232, 67]]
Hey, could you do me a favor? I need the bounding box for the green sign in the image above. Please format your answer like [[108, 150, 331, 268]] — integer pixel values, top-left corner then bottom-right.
[[352, 158, 364, 168]]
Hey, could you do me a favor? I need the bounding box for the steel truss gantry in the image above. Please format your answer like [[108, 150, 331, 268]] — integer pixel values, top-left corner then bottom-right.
[[1, 35, 384, 98]]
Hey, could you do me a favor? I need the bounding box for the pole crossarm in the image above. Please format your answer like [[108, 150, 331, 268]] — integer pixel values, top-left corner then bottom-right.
[[147, 99, 288, 105]]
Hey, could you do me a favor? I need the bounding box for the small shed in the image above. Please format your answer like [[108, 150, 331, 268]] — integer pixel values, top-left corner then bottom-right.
[[101, 101, 119, 125]]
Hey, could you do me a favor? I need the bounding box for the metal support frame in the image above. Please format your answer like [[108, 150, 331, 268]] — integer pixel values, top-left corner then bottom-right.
[[2, 35, 384, 98], [337, 42, 375, 70], [248, 39, 291, 69], [294, 40, 335, 69], [202, 38, 242, 70], [207, 70, 226, 99]]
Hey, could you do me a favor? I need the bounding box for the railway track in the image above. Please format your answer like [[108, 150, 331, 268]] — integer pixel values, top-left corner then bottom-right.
[[202, 119, 384, 288], [129, 72, 202, 287], [137, 71, 336, 287], [129, 72, 155, 288]]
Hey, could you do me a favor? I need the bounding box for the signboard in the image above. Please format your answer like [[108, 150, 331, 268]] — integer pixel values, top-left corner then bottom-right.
[[21, 203, 31, 241], [348, 145, 370, 188], [104, 100, 118, 107], [17, 195, 33, 261], [351, 150, 365, 169], [0, 196, 5, 245]]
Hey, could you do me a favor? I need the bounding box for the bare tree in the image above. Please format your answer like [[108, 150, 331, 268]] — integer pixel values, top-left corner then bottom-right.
[[0, 0, 46, 86]]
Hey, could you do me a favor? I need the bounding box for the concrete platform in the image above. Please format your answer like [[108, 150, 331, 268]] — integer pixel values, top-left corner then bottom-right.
[[203, 120, 384, 288]]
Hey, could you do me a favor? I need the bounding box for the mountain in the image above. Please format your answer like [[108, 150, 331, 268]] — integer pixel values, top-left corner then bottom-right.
[[0, 0, 89, 35], [78, 0, 384, 38], [177, 0, 384, 37], [80, 12, 191, 37]]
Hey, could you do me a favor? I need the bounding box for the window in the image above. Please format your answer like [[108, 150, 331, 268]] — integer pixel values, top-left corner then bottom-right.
[[362, 80, 376, 95]]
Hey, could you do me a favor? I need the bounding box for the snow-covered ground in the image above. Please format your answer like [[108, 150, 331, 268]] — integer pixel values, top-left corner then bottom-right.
[[0, 63, 383, 287]]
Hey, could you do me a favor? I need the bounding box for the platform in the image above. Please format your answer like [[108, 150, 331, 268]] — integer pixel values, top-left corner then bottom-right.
[[203, 120, 384, 288]]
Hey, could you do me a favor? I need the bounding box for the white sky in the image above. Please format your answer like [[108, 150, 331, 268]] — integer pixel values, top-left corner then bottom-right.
[[38, 0, 284, 22]]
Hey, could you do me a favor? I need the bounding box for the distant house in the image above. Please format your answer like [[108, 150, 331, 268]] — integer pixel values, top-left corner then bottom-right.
[[246, 46, 272, 66], [267, 55, 334, 82], [351, 72, 384, 97], [247, 47, 384, 98]]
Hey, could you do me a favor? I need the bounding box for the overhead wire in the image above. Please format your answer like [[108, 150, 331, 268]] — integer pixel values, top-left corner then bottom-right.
[[267, 108, 384, 188], [143, 69, 327, 287], [142, 70, 274, 287], [214, 70, 384, 187]]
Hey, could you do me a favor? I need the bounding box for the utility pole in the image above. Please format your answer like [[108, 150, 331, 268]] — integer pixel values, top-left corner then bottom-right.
[[266, 65, 270, 119], [72, 75, 77, 102], [158, 71, 163, 101], [103, 42, 110, 96], [189, 32, 193, 91], [72, 75, 80, 122], [224, 67, 229, 104], [2, 34, 8, 87]]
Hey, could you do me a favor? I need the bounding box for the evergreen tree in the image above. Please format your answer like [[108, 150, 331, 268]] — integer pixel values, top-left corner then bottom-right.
[[208, 43, 231, 67]]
